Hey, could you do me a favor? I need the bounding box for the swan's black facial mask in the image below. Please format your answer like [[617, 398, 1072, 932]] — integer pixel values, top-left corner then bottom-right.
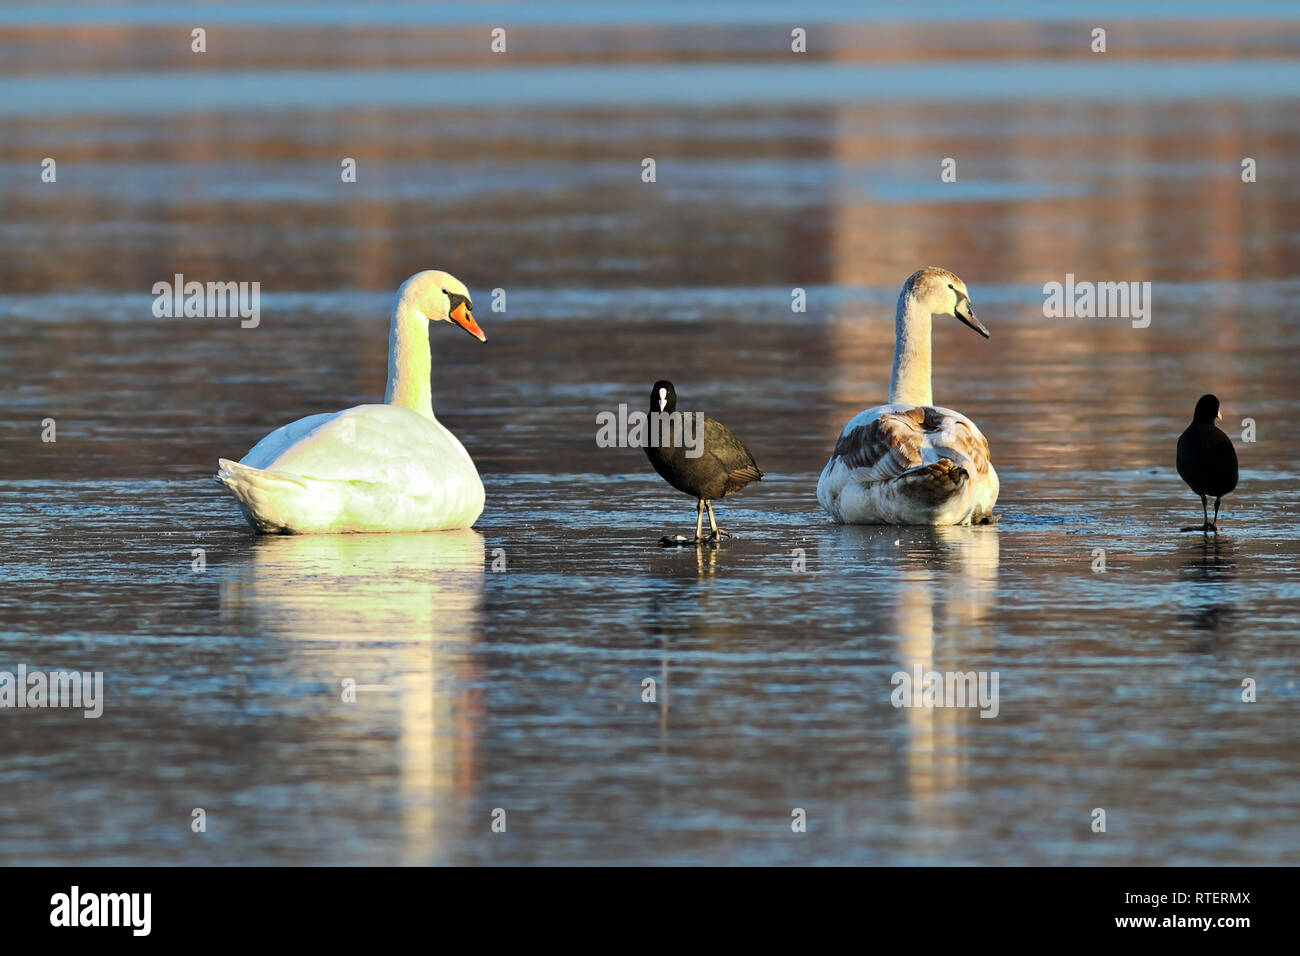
[[446, 292, 472, 316], [441, 289, 485, 342], [950, 284, 990, 338]]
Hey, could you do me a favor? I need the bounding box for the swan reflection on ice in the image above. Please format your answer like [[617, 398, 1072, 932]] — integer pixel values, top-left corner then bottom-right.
[[219, 530, 485, 864]]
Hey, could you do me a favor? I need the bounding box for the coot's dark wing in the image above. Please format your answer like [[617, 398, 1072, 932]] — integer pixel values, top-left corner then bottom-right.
[[1176, 427, 1198, 491], [703, 415, 763, 494], [1205, 426, 1239, 496], [1178, 424, 1238, 497]]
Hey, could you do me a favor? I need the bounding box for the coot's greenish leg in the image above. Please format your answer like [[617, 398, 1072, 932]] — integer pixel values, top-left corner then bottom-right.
[[705, 500, 730, 540]]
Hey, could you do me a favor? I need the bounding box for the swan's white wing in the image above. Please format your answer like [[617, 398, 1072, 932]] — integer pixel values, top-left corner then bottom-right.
[[240, 412, 339, 471], [242, 404, 472, 483]]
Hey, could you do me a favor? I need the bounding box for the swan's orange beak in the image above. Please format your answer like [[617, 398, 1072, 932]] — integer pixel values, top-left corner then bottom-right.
[[450, 302, 486, 342]]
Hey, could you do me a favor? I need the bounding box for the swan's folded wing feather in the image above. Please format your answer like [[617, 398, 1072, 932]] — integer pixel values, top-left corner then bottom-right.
[[947, 415, 992, 477], [831, 405, 991, 483], [831, 408, 927, 483], [240, 405, 456, 484], [240, 412, 338, 470]]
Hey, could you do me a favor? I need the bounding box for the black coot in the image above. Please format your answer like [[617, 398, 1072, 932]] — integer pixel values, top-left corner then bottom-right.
[[1176, 394, 1239, 532], [644, 380, 762, 544]]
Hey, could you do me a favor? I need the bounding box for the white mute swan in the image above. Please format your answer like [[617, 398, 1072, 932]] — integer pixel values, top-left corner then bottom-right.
[[216, 270, 487, 533], [817, 267, 998, 525]]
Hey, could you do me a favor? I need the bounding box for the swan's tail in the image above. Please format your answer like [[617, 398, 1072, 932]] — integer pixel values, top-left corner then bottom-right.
[[896, 458, 969, 505], [215, 458, 309, 533]]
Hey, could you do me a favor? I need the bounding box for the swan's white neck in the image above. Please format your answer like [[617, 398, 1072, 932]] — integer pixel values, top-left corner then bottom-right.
[[384, 297, 435, 420], [889, 289, 933, 408]]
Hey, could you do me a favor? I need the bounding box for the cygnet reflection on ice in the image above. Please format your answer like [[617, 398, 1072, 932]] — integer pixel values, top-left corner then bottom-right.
[[825, 524, 1000, 857]]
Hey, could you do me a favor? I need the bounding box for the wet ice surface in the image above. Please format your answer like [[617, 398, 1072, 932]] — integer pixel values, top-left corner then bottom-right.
[[2, 305, 1298, 865], [2, 8, 1300, 864]]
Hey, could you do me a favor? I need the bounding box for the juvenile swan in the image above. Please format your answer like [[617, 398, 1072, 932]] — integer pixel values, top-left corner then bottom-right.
[[216, 271, 487, 533], [817, 267, 998, 525]]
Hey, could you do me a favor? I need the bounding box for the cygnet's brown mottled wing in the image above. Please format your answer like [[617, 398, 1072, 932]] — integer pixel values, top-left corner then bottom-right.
[[831, 405, 991, 484]]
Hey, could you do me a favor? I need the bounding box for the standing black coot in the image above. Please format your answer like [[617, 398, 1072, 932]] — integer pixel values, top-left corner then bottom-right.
[[644, 380, 762, 544], [1176, 394, 1238, 532]]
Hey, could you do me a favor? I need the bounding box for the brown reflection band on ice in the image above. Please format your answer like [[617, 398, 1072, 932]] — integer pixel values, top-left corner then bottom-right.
[[218, 530, 485, 864]]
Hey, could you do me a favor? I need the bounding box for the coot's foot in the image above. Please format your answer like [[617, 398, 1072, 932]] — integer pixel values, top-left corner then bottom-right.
[[1179, 523, 1214, 533], [707, 529, 731, 542]]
